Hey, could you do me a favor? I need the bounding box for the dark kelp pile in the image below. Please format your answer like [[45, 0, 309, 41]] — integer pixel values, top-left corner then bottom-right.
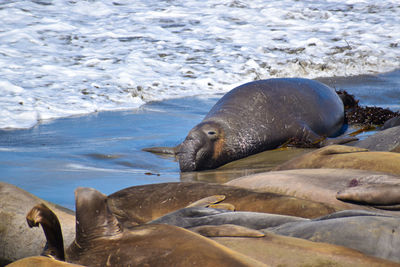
[[336, 90, 400, 126]]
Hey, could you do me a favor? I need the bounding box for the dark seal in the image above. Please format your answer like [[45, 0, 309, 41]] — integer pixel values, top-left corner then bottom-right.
[[177, 78, 347, 171]]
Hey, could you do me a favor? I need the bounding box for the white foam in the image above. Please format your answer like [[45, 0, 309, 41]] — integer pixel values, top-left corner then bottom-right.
[[0, 0, 399, 129]]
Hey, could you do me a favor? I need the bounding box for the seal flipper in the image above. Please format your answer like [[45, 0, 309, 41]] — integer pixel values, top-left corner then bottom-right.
[[142, 146, 177, 155], [208, 203, 236, 211], [303, 128, 358, 147], [26, 203, 65, 261], [73, 187, 122, 247], [288, 124, 358, 148], [186, 195, 236, 210], [186, 195, 226, 208]]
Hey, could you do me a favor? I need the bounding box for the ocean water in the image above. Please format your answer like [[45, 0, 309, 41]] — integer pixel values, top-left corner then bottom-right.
[[1, 0, 399, 130], [0, 0, 399, 209]]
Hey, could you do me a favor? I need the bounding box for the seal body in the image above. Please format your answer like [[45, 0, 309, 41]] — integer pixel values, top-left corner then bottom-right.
[[26, 188, 264, 267], [274, 145, 400, 176], [177, 78, 345, 171], [225, 168, 400, 213], [350, 126, 400, 152]]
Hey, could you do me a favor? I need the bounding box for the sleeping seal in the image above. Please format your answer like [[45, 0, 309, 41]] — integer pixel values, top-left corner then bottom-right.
[[145, 78, 351, 171], [23, 188, 264, 267]]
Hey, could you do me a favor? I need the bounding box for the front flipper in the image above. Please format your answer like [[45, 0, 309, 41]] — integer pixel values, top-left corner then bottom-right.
[[208, 203, 236, 211], [189, 224, 265, 238], [284, 124, 358, 148], [142, 146, 177, 155], [26, 203, 65, 261], [186, 195, 236, 211], [186, 195, 226, 208], [304, 127, 359, 147]]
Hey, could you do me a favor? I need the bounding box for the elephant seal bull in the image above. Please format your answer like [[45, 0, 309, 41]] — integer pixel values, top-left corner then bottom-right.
[[177, 78, 348, 171], [145, 78, 351, 171]]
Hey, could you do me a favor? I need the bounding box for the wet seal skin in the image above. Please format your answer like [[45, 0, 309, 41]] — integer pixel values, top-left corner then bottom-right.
[[144, 78, 355, 171], [225, 168, 400, 214], [107, 182, 337, 227], [1, 182, 335, 264], [266, 210, 400, 263], [149, 207, 400, 266], [0, 182, 75, 265], [22, 188, 265, 267]]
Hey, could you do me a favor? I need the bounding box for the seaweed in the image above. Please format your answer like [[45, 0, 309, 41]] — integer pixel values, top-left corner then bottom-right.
[[336, 90, 400, 125]]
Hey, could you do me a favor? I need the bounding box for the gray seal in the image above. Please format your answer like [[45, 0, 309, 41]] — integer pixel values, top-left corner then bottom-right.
[[149, 207, 307, 230], [176, 78, 349, 171], [266, 210, 400, 263], [350, 125, 400, 152]]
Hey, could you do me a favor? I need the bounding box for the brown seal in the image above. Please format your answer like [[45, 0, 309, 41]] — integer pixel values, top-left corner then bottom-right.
[[6, 256, 83, 267], [211, 231, 400, 266], [1, 182, 335, 264], [25, 187, 265, 267], [107, 182, 337, 227], [0, 182, 75, 265], [225, 168, 400, 213], [273, 145, 400, 176]]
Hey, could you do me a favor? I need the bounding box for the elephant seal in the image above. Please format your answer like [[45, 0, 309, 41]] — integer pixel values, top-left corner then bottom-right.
[[1, 182, 335, 264], [212, 232, 399, 267], [148, 208, 399, 266], [149, 207, 308, 230], [0, 182, 75, 265], [383, 116, 400, 130], [350, 126, 400, 152], [6, 256, 83, 267], [145, 78, 352, 171], [25, 188, 265, 267], [274, 145, 400, 175], [337, 184, 400, 209], [107, 182, 337, 226], [266, 210, 400, 263], [225, 168, 400, 213]]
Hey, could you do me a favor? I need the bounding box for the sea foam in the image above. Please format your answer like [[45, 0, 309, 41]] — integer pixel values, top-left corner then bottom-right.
[[0, 0, 399, 129]]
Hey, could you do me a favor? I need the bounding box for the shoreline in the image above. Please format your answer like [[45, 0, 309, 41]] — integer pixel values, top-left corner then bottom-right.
[[0, 70, 399, 209]]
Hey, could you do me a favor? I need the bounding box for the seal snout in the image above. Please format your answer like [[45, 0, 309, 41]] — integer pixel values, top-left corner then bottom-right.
[[177, 130, 207, 172], [177, 142, 200, 172], [178, 122, 225, 171]]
